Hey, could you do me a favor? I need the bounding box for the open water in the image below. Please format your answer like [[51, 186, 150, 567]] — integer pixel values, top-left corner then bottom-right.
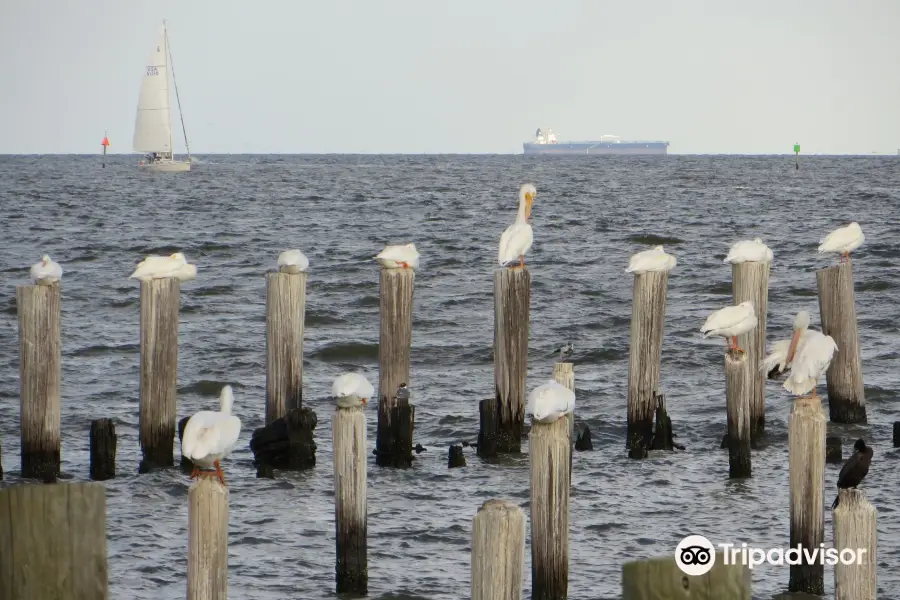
[[0, 154, 898, 599]]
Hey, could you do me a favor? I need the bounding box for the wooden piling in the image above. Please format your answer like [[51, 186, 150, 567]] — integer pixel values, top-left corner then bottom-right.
[[894, 422, 900, 448], [448, 444, 466, 468], [249, 407, 317, 472], [477, 398, 499, 459], [816, 262, 866, 423], [725, 349, 751, 478], [471, 499, 526, 600], [626, 270, 669, 455], [0, 482, 107, 599], [265, 271, 307, 424], [90, 418, 117, 481], [732, 260, 770, 440], [530, 417, 570, 600], [553, 361, 575, 474], [622, 552, 751, 599], [376, 267, 415, 466], [788, 394, 826, 595], [833, 489, 877, 600], [138, 277, 180, 472], [16, 282, 62, 481], [826, 436, 843, 464], [493, 267, 531, 453], [333, 404, 367, 595], [187, 477, 229, 600]]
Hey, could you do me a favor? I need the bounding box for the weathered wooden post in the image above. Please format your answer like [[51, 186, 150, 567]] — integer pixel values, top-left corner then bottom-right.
[[833, 489, 877, 600], [0, 482, 108, 598], [333, 404, 368, 594], [816, 261, 866, 423], [471, 499, 526, 600], [139, 277, 180, 472], [492, 267, 530, 453], [622, 552, 751, 599], [893, 421, 900, 448], [477, 398, 499, 458], [732, 258, 770, 440], [788, 394, 826, 595], [187, 478, 229, 600], [725, 350, 751, 478], [376, 267, 415, 467], [626, 270, 670, 456], [826, 436, 843, 464], [265, 271, 307, 424], [90, 418, 117, 481], [17, 281, 62, 481], [530, 416, 570, 600], [553, 361, 575, 474], [249, 408, 318, 473]]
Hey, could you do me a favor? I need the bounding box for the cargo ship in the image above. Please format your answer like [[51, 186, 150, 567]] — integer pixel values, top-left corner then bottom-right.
[[523, 127, 669, 155]]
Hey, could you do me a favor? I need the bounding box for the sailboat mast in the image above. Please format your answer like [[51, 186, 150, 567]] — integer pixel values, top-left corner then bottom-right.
[[164, 21, 191, 161]]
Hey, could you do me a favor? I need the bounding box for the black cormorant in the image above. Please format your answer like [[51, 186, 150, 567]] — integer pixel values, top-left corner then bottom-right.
[[831, 438, 873, 509]]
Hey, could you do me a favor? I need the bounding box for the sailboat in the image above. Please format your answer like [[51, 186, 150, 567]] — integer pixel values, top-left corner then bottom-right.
[[133, 20, 192, 172]]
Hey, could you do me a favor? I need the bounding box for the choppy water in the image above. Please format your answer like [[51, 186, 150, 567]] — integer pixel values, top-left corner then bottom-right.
[[0, 154, 898, 599]]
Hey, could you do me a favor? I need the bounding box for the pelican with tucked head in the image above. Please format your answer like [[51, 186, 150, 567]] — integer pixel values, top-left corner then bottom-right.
[[30, 254, 63, 285], [498, 184, 536, 269], [818, 222, 864, 264]]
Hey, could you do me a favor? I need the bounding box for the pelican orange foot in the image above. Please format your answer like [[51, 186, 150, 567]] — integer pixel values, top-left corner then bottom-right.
[[214, 460, 227, 487]]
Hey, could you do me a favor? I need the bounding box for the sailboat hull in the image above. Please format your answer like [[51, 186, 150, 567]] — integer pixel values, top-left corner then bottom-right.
[[138, 160, 191, 173]]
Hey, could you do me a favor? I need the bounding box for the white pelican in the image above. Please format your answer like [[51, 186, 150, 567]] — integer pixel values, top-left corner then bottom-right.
[[527, 380, 575, 424], [181, 384, 242, 486], [724, 238, 773, 264], [783, 330, 838, 398], [29, 254, 63, 285], [129, 252, 197, 281], [332, 372, 375, 408], [375, 243, 419, 270], [498, 183, 536, 268], [818, 222, 864, 264], [700, 301, 758, 353], [277, 249, 309, 273], [760, 310, 814, 378], [625, 245, 677, 274]]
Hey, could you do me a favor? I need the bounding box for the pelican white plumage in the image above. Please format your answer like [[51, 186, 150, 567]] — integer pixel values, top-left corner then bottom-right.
[[818, 222, 864, 264], [724, 238, 773, 264], [277, 249, 309, 273], [625, 245, 677, 274], [760, 310, 814, 378], [527, 380, 575, 424], [375, 243, 419, 270], [332, 372, 375, 408], [29, 254, 63, 285], [181, 384, 242, 486], [700, 301, 758, 353], [783, 330, 838, 398], [498, 183, 536, 268], [129, 252, 197, 281]]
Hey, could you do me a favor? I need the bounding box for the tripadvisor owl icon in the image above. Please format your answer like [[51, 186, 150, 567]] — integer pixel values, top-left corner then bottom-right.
[[675, 535, 716, 576]]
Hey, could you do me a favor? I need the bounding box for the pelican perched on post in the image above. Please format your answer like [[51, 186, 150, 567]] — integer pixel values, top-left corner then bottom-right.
[[29, 254, 63, 285], [375, 243, 419, 270], [724, 238, 773, 264], [760, 310, 814, 378], [129, 252, 197, 281], [818, 222, 864, 264], [181, 385, 242, 486], [625, 245, 677, 274], [782, 330, 838, 398], [277, 249, 309, 273], [527, 380, 575, 424], [332, 372, 375, 408], [700, 301, 758, 353], [498, 183, 536, 269]]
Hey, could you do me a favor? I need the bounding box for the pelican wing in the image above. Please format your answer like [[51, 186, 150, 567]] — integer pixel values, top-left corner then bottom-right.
[[818, 224, 864, 253], [30, 260, 63, 282], [130, 255, 184, 279], [725, 239, 773, 264], [332, 373, 374, 399], [498, 222, 533, 266], [701, 303, 754, 336], [182, 411, 242, 461], [626, 247, 676, 274], [783, 331, 838, 394], [277, 249, 309, 271], [527, 380, 575, 423]]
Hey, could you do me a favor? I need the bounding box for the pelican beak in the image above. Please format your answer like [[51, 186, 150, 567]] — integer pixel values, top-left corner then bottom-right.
[[786, 329, 803, 363], [526, 192, 534, 220], [361, 397, 368, 405]]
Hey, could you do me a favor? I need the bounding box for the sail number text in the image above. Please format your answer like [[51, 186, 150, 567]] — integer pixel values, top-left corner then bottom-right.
[[146, 66, 159, 76]]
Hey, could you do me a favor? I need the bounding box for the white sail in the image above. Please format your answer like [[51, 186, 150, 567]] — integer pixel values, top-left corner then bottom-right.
[[132, 26, 173, 153]]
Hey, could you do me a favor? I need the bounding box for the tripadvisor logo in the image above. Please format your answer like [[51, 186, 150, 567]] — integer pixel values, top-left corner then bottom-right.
[[675, 535, 716, 576]]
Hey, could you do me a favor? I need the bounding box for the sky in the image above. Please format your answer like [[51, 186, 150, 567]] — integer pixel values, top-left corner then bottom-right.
[[1, 0, 899, 154]]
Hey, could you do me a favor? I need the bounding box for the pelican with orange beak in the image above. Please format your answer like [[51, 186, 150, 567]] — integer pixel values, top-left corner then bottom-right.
[[332, 372, 374, 408], [760, 310, 813, 378], [498, 184, 536, 269]]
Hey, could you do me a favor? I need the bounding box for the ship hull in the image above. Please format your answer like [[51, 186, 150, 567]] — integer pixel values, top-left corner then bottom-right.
[[523, 142, 668, 155]]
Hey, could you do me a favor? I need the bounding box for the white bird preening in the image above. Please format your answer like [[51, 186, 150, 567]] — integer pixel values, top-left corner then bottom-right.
[[818, 222, 864, 264], [760, 310, 813, 377], [782, 330, 838, 398], [181, 384, 242, 486], [625, 245, 677, 274], [724, 238, 773, 264], [277, 249, 309, 273], [129, 252, 197, 282], [375, 243, 419, 270], [497, 183, 536, 268], [700, 301, 758, 353], [332, 372, 375, 408], [527, 380, 575, 424], [29, 254, 63, 285]]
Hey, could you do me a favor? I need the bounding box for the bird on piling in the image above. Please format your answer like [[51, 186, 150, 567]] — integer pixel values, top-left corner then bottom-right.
[[375, 243, 419, 270], [781, 330, 838, 399], [625, 245, 677, 274], [557, 342, 574, 361], [527, 380, 575, 424], [129, 252, 197, 281], [818, 221, 864, 264], [181, 385, 242, 486], [396, 382, 410, 402], [761, 310, 814, 378], [29, 254, 63, 285], [700, 301, 758, 353], [332, 372, 375, 408], [277, 249, 309, 273], [831, 438, 873, 509], [498, 183, 536, 269], [724, 238, 773, 264]]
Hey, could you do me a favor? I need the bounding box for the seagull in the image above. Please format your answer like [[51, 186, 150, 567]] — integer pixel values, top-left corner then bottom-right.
[[818, 222, 864, 264], [396, 383, 410, 402], [700, 301, 758, 353], [332, 373, 374, 408], [277, 249, 309, 273], [29, 254, 63, 285], [831, 438, 873, 509], [557, 342, 574, 361], [181, 385, 242, 486]]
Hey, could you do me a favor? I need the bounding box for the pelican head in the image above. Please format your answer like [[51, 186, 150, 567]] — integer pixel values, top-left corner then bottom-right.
[[170, 252, 186, 262], [520, 183, 536, 220], [41, 254, 51, 265], [787, 310, 811, 362]]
